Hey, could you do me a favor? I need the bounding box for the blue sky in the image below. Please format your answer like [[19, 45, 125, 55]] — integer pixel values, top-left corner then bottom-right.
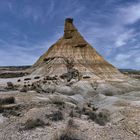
[[0, 0, 140, 69]]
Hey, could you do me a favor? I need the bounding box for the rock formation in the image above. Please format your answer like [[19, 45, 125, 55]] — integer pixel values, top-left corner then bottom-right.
[[29, 18, 125, 81]]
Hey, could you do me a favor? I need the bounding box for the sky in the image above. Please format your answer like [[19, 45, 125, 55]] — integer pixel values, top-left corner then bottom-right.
[[0, 0, 140, 69]]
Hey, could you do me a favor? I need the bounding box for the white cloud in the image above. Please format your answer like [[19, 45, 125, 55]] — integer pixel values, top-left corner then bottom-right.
[[0, 32, 61, 66], [45, 1, 55, 17], [23, 5, 43, 22], [7, 2, 13, 12], [112, 49, 140, 69], [115, 54, 131, 61], [115, 29, 136, 47], [109, 53, 131, 68], [119, 3, 140, 25], [135, 57, 140, 64]]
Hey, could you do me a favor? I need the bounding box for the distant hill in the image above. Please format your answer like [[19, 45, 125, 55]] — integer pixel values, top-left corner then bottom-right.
[[0, 66, 31, 78], [0, 66, 31, 71], [119, 69, 140, 80], [119, 69, 140, 74]]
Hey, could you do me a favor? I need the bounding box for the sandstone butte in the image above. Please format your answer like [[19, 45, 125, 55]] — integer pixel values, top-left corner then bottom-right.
[[29, 18, 125, 81]]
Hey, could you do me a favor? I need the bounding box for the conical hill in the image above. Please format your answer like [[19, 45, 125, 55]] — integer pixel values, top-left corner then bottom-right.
[[30, 18, 124, 81]]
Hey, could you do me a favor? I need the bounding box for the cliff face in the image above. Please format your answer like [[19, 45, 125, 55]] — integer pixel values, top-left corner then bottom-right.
[[30, 18, 124, 81]]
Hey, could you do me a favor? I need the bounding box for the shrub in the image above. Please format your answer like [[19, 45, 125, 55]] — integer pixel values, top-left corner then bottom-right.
[[34, 76, 40, 79], [92, 106, 98, 111], [104, 92, 113, 96], [95, 111, 110, 126], [67, 119, 74, 127], [6, 82, 14, 89], [69, 110, 74, 118], [58, 133, 80, 140], [20, 85, 28, 92], [50, 97, 65, 107], [17, 79, 21, 82], [88, 110, 110, 126], [67, 119, 78, 129], [0, 97, 15, 105], [50, 111, 64, 121], [2, 109, 20, 117], [69, 109, 81, 118], [45, 76, 57, 80], [81, 105, 110, 126], [53, 100, 65, 106], [88, 111, 97, 121], [22, 118, 45, 130], [53, 119, 81, 140], [24, 78, 31, 81]]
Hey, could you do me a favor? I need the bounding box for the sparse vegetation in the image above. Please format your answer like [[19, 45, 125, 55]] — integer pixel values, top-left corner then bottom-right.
[[87, 110, 110, 126], [24, 78, 31, 81], [56, 133, 80, 140], [47, 111, 64, 121], [69, 110, 74, 118], [67, 119, 78, 129], [51, 111, 64, 121], [0, 103, 22, 117], [22, 118, 45, 130], [0, 97, 15, 105], [0, 72, 28, 78], [3, 109, 21, 117], [83, 75, 91, 79], [17, 79, 21, 82], [45, 76, 57, 80], [20, 85, 28, 92], [104, 92, 113, 96], [6, 82, 14, 90], [53, 119, 81, 140], [77, 105, 110, 126], [34, 76, 40, 79], [50, 96, 65, 107], [67, 119, 74, 127], [69, 109, 81, 118], [87, 111, 96, 120], [53, 100, 65, 106], [96, 111, 110, 126]]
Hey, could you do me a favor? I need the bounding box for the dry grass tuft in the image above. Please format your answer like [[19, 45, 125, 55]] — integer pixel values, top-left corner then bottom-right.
[[0, 97, 15, 105], [50, 96, 65, 107], [21, 118, 45, 130], [53, 119, 82, 140], [46, 111, 64, 122], [87, 109, 110, 126]]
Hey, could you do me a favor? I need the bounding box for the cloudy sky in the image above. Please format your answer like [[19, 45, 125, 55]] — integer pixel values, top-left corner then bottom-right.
[[0, 0, 140, 69]]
